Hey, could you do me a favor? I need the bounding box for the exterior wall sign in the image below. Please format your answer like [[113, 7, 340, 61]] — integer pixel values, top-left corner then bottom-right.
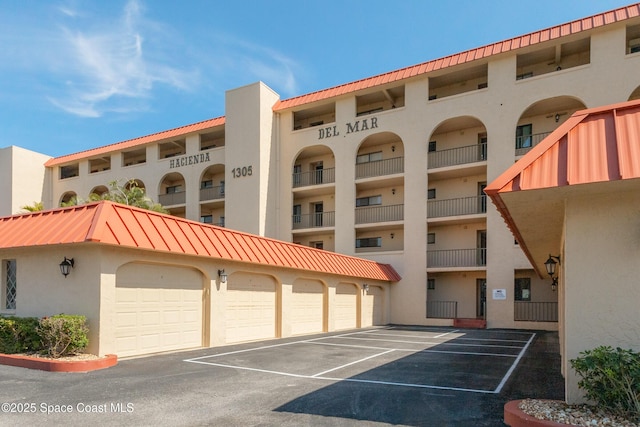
[[318, 117, 379, 140], [492, 289, 507, 300], [169, 153, 211, 169]]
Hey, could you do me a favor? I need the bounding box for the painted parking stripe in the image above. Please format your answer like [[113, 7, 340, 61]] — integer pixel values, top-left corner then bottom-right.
[[311, 349, 395, 377], [493, 332, 536, 393], [356, 331, 529, 343], [327, 335, 525, 349]]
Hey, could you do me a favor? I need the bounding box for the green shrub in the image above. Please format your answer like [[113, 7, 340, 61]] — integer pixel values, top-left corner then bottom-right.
[[37, 315, 89, 358], [570, 345, 640, 422], [0, 316, 41, 353]]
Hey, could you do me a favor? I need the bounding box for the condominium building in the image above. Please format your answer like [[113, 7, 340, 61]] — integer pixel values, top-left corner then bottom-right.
[[4, 3, 640, 333]]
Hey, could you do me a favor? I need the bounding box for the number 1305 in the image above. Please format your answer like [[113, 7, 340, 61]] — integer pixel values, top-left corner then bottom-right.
[[232, 166, 253, 178]]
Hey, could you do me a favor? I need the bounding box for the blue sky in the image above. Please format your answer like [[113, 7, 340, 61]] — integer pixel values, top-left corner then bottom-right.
[[0, 0, 633, 157]]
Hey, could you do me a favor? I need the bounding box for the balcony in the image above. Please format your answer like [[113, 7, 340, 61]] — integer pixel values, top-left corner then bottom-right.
[[292, 212, 335, 230], [427, 248, 487, 268], [292, 168, 336, 188], [356, 157, 404, 179], [514, 302, 558, 322], [355, 204, 404, 225], [515, 132, 551, 156], [428, 143, 487, 169], [428, 195, 486, 219], [200, 185, 225, 201], [426, 300, 458, 319], [159, 191, 186, 206]]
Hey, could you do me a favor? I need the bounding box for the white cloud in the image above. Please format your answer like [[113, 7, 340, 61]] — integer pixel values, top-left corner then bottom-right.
[[50, 0, 198, 117]]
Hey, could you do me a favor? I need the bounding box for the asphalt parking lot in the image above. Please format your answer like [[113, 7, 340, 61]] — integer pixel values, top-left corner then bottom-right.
[[0, 326, 564, 426]]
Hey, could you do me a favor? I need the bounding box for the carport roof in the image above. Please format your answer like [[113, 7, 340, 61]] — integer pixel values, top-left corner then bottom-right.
[[0, 201, 401, 282], [485, 99, 640, 276]]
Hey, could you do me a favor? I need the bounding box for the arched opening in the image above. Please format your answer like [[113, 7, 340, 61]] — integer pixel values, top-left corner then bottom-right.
[[629, 85, 640, 101], [158, 172, 186, 217], [516, 96, 586, 156], [59, 191, 77, 206]]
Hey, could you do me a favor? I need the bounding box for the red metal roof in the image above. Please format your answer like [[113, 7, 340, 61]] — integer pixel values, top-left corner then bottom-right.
[[486, 99, 640, 196], [43, 4, 639, 166], [485, 99, 640, 275], [274, 3, 640, 111], [0, 201, 400, 282], [45, 116, 226, 167]]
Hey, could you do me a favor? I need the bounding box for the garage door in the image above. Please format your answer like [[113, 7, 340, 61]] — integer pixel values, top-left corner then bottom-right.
[[225, 274, 276, 344], [115, 264, 203, 358], [334, 283, 358, 330], [291, 280, 324, 335]]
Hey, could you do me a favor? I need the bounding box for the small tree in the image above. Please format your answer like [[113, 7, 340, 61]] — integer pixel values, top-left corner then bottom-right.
[[19, 201, 44, 213], [61, 179, 168, 213]]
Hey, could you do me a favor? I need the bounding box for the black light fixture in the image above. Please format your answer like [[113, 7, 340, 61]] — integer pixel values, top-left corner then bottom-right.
[[555, 113, 560, 123], [59, 257, 74, 277], [218, 269, 228, 283], [544, 255, 561, 291], [363, 284, 369, 294]]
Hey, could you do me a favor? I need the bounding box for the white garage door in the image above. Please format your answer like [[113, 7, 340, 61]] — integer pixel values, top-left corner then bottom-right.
[[225, 275, 276, 344], [115, 264, 203, 358], [334, 283, 358, 330], [291, 281, 324, 335]]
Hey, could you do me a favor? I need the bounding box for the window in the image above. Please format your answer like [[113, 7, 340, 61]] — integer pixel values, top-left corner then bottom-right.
[[200, 180, 213, 189], [166, 185, 183, 194], [356, 151, 383, 164], [60, 164, 79, 179], [3, 260, 16, 311], [427, 189, 436, 199], [356, 195, 382, 207], [311, 241, 324, 250], [516, 124, 533, 149], [200, 215, 213, 224], [427, 233, 436, 244], [428, 141, 437, 152], [515, 278, 531, 301], [293, 205, 302, 223], [356, 237, 382, 248], [427, 279, 435, 290]]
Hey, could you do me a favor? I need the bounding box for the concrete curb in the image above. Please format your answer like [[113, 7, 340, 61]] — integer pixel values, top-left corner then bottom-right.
[[504, 400, 566, 427], [0, 353, 117, 372]]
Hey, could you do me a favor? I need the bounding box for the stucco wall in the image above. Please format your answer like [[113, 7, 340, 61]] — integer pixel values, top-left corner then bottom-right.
[[563, 186, 640, 403]]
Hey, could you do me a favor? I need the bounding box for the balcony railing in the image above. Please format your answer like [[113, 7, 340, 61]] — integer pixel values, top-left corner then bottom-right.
[[292, 211, 335, 229], [427, 248, 487, 268], [515, 132, 551, 156], [292, 168, 336, 188], [356, 156, 404, 179], [428, 143, 487, 169], [426, 300, 458, 319], [355, 204, 404, 224], [199, 185, 225, 201], [428, 195, 487, 218], [159, 191, 186, 206], [514, 302, 558, 322]]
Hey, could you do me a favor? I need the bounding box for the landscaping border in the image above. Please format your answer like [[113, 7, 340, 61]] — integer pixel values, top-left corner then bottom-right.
[[0, 353, 117, 372], [504, 400, 566, 427]]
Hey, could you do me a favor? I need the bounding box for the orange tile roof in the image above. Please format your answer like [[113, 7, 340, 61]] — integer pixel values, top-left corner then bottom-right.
[[0, 201, 400, 282], [273, 3, 640, 111], [45, 116, 226, 167]]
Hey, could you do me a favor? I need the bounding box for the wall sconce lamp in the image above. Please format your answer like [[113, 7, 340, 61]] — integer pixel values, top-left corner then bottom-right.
[[391, 145, 395, 152], [544, 255, 561, 291], [218, 269, 228, 283], [392, 188, 396, 195], [390, 233, 395, 239], [59, 257, 74, 277], [555, 113, 560, 123], [363, 284, 369, 294]]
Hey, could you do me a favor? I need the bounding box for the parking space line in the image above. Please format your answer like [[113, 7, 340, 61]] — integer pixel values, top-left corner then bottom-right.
[[307, 340, 517, 358], [311, 349, 395, 377], [329, 335, 525, 349], [434, 329, 459, 338], [358, 331, 529, 343], [493, 332, 536, 393]]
